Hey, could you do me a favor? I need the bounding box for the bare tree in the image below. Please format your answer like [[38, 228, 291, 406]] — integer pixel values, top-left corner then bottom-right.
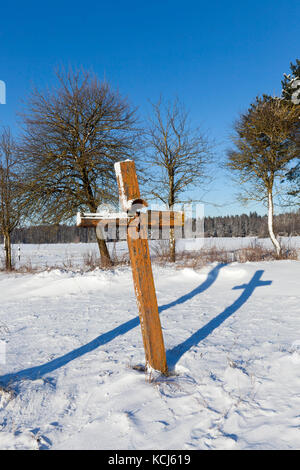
[[20, 68, 139, 266], [0, 129, 23, 270], [227, 95, 300, 255], [145, 98, 212, 261]]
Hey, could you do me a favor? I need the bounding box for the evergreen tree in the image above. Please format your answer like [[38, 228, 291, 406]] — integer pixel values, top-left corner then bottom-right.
[[282, 59, 300, 104], [281, 59, 300, 202], [285, 161, 300, 198], [227, 95, 300, 254]]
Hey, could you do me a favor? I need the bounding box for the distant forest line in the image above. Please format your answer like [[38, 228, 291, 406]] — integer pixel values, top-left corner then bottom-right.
[[1, 211, 299, 244]]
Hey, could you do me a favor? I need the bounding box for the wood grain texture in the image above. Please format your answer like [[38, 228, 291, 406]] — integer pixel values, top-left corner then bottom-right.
[[77, 210, 184, 229], [115, 160, 168, 374]]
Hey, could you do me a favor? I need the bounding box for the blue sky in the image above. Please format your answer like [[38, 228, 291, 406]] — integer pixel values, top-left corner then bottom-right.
[[0, 0, 299, 216]]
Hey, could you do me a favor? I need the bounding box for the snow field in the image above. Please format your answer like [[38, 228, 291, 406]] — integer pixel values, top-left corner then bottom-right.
[[0, 252, 299, 449]]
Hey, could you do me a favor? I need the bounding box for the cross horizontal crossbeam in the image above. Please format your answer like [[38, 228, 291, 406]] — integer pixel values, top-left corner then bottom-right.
[[77, 210, 184, 229]]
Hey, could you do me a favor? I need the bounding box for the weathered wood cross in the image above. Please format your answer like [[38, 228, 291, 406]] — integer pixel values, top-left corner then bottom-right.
[[77, 160, 184, 375]]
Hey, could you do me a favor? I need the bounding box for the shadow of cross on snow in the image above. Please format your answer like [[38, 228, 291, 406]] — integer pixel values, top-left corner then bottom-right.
[[0, 266, 271, 386], [0, 263, 225, 387], [166, 270, 272, 369]]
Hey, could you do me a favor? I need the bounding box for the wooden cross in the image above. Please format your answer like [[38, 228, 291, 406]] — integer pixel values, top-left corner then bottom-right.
[[77, 160, 184, 375]]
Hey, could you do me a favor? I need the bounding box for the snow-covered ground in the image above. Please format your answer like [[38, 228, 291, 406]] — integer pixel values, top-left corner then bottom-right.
[[0, 243, 300, 449], [3, 236, 300, 269]]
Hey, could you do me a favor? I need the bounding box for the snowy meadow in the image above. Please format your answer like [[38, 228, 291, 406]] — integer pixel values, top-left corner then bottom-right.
[[0, 240, 299, 449]]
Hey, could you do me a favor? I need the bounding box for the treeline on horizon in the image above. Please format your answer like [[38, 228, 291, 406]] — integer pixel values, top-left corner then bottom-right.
[[2, 211, 299, 245]]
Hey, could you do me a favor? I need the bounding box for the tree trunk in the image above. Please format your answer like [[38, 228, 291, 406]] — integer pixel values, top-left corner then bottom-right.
[[168, 175, 176, 262], [84, 171, 113, 268], [94, 226, 113, 267], [267, 190, 281, 256], [87, 194, 113, 267], [169, 227, 176, 262], [4, 232, 12, 271]]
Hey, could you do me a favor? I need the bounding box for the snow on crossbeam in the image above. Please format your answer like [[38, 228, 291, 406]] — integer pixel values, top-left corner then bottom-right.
[[76, 212, 130, 227], [77, 210, 184, 229]]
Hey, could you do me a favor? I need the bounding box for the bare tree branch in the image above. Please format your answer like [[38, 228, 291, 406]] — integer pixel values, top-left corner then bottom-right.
[[19, 68, 140, 266], [144, 97, 213, 261], [0, 128, 25, 270]]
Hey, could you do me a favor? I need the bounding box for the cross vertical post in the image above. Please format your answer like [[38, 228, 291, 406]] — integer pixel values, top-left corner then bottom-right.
[[115, 160, 168, 375], [77, 161, 184, 374]]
